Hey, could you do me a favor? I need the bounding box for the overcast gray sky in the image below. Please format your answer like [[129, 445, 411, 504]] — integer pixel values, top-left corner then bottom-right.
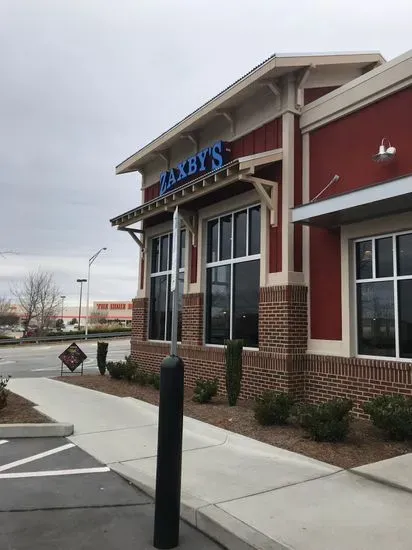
[[0, 0, 410, 305]]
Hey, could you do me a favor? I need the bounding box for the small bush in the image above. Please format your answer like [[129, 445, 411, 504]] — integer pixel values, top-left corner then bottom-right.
[[254, 391, 294, 426], [364, 395, 412, 441], [106, 359, 137, 381], [225, 339, 243, 406], [193, 378, 218, 404], [133, 370, 149, 386], [297, 399, 353, 442], [147, 373, 160, 390], [0, 375, 10, 409], [97, 341, 108, 375], [106, 361, 127, 379]]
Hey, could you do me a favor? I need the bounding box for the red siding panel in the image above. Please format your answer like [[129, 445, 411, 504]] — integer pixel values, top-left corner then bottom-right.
[[269, 180, 282, 273], [310, 87, 412, 200], [230, 118, 282, 160], [190, 245, 198, 284], [139, 257, 145, 290], [310, 227, 342, 340], [304, 86, 339, 104], [144, 182, 160, 202], [294, 116, 303, 272]]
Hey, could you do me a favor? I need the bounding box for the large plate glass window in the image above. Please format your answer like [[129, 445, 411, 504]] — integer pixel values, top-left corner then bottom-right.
[[149, 230, 185, 341], [205, 205, 260, 347], [355, 231, 412, 359]]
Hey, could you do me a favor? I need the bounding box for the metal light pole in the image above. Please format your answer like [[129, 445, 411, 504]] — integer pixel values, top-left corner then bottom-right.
[[60, 295, 66, 325], [85, 247, 107, 339], [76, 279, 87, 329]]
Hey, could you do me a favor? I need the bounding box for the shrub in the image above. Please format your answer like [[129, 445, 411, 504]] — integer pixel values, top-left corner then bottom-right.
[[106, 359, 137, 381], [147, 373, 160, 390], [364, 395, 412, 441], [193, 378, 219, 404], [254, 391, 294, 426], [225, 339, 243, 406], [133, 370, 149, 386], [97, 341, 108, 375], [0, 375, 9, 410], [297, 398, 353, 442]]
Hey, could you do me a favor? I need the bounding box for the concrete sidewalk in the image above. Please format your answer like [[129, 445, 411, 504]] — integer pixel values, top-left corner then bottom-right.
[[9, 377, 412, 550]]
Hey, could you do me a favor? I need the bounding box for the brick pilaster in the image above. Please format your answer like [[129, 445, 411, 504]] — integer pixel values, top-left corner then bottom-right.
[[182, 293, 203, 346], [259, 285, 307, 354], [131, 297, 148, 342]]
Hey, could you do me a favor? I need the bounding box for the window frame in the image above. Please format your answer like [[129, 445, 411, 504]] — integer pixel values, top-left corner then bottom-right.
[[149, 229, 186, 342], [354, 229, 412, 361], [204, 203, 261, 348]]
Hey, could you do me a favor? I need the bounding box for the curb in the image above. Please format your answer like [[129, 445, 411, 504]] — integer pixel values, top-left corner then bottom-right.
[[110, 462, 290, 550], [0, 423, 74, 438]]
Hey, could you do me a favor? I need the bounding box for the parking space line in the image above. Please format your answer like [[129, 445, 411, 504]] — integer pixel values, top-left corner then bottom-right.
[[0, 440, 8, 446], [0, 466, 110, 479], [0, 442, 75, 472]]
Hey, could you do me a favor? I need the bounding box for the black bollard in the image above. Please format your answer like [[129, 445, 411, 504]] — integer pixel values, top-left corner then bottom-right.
[[153, 354, 184, 549]]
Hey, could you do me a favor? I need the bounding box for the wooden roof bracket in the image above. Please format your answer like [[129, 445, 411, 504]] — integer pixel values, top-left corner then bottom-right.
[[239, 174, 278, 226], [118, 227, 145, 254], [180, 209, 198, 246]]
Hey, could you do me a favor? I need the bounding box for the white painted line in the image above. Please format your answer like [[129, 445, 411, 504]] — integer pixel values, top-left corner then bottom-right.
[[0, 440, 8, 445], [0, 360, 16, 365], [0, 442, 75, 473], [0, 467, 110, 479]]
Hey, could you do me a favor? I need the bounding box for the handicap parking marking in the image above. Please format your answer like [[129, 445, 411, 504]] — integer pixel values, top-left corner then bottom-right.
[[0, 442, 75, 473], [0, 466, 110, 479]]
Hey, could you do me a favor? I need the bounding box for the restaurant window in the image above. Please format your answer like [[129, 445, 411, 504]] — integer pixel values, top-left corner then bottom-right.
[[355, 231, 412, 359], [205, 205, 260, 347], [149, 230, 185, 341]]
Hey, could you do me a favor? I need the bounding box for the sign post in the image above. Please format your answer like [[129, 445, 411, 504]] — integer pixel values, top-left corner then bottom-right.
[[59, 343, 87, 376], [153, 206, 185, 549]]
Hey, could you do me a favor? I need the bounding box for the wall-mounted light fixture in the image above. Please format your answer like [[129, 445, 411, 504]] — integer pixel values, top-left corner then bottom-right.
[[372, 138, 397, 163]]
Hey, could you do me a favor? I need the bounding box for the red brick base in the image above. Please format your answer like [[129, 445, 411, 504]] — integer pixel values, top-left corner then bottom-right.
[[129, 287, 412, 411]]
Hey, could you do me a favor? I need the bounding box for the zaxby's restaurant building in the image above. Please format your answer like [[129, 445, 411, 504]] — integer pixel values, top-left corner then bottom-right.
[[112, 50, 412, 410]]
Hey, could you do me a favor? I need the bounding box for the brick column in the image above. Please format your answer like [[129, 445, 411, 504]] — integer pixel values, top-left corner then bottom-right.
[[131, 297, 148, 342], [259, 285, 308, 397], [181, 293, 203, 346]]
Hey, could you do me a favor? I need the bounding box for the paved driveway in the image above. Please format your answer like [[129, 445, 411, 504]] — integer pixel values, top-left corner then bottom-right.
[[0, 437, 221, 549], [0, 339, 130, 378]]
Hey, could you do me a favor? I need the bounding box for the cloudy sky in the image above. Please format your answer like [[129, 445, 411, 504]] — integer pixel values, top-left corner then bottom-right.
[[0, 1, 410, 305]]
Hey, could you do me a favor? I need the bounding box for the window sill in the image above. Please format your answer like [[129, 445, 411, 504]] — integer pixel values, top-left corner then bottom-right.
[[356, 354, 412, 363], [204, 343, 259, 352]]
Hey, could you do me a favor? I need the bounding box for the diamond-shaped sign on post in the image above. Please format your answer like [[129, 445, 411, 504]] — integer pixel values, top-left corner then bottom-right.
[[59, 342, 87, 375]]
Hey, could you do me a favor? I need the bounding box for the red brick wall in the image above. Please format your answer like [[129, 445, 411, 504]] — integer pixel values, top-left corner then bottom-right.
[[131, 298, 148, 342], [182, 293, 203, 346], [131, 285, 307, 400], [259, 286, 307, 354], [306, 355, 412, 415], [130, 290, 412, 413]]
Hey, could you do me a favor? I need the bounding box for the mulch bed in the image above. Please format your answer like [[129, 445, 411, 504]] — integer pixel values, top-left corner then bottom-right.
[[56, 374, 412, 469], [0, 392, 51, 424]]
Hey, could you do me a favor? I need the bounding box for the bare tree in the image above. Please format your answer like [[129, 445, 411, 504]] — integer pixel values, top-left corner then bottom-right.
[[0, 297, 19, 327], [11, 271, 60, 335], [88, 307, 108, 326]]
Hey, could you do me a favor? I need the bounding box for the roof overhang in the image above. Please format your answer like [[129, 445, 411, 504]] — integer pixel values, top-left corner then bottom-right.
[[116, 52, 383, 175], [292, 174, 412, 227], [111, 148, 282, 227]]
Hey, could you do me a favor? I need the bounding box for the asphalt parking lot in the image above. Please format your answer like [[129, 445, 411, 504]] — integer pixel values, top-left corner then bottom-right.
[[0, 438, 221, 550]]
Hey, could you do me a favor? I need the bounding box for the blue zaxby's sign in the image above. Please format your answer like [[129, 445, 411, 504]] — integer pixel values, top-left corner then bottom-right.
[[159, 140, 230, 197]]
